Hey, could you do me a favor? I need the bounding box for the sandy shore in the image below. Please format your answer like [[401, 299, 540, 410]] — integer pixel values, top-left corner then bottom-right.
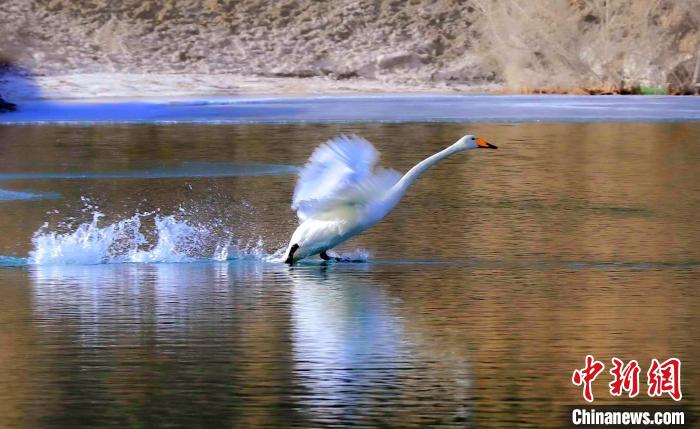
[[0, 73, 501, 101], [1, 1, 696, 100]]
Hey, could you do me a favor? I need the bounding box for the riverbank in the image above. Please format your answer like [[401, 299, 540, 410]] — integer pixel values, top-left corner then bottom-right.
[[2, 1, 697, 100], [0, 72, 501, 101], [3, 72, 698, 105]]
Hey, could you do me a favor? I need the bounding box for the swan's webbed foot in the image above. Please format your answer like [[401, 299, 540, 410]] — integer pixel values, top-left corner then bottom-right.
[[320, 250, 343, 262], [285, 244, 299, 265]]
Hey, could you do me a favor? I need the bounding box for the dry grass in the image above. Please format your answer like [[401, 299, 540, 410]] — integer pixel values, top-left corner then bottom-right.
[[473, 0, 700, 92]]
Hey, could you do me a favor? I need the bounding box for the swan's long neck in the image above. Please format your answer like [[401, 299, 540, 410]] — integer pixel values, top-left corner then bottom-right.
[[385, 143, 465, 204]]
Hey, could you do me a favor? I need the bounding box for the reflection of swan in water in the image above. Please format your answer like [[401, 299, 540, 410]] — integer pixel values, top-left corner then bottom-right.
[[287, 265, 473, 424], [29, 262, 473, 425], [285, 134, 496, 263], [288, 265, 406, 418]]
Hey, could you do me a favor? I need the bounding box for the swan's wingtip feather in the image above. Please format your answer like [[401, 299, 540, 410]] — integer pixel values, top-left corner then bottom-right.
[[292, 134, 392, 220]]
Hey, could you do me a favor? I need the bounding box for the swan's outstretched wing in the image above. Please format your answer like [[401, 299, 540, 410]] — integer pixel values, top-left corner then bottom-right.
[[292, 135, 400, 221]]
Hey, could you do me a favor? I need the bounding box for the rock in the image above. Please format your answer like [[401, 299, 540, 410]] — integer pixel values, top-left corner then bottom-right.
[[0, 95, 17, 112], [376, 51, 428, 70], [430, 54, 492, 83]]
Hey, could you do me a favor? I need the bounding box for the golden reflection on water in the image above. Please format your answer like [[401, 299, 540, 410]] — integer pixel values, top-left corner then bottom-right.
[[1, 261, 696, 427], [0, 122, 698, 427]]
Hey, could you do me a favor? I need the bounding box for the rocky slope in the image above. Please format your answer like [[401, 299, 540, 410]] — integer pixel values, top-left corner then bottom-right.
[[1, 0, 698, 96]]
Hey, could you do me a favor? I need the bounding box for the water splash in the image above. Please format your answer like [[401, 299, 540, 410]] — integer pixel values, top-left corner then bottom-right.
[[328, 249, 370, 262], [27, 210, 275, 266], [213, 238, 284, 262], [7, 202, 373, 266]]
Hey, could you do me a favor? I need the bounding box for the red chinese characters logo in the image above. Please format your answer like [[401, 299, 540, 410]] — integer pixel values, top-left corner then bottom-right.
[[572, 355, 605, 402], [647, 358, 682, 401], [572, 356, 682, 402], [609, 358, 640, 398]]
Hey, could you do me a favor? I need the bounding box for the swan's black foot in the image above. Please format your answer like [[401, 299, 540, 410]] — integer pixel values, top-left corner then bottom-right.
[[320, 250, 343, 262], [285, 244, 299, 265]]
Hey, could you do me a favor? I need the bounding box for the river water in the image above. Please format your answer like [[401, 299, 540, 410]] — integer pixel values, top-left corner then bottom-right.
[[1, 103, 699, 427]]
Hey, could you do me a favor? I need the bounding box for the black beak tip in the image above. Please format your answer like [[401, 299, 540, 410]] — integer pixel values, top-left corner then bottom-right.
[[488, 143, 498, 149]]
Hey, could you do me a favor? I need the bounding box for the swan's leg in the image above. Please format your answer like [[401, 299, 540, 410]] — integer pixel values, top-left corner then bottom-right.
[[285, 244, 299, 265]]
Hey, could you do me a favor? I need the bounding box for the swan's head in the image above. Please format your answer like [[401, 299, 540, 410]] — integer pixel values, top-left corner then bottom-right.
[[455, 135, 497, 150]]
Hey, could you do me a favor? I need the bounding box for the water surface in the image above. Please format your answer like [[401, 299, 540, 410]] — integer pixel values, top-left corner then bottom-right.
[[1, 122, 699, 427]]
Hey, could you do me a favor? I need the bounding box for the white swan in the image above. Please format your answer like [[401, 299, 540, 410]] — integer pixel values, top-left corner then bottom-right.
[[284, 134, 497, 264]]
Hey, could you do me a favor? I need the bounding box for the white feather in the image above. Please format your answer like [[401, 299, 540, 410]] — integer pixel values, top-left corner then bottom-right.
[[285, 133, 480, 263], [292, 135, 400, 222]]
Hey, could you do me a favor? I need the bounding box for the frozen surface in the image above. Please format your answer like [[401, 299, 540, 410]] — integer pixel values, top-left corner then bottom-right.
[[1, 95, 698, 124]]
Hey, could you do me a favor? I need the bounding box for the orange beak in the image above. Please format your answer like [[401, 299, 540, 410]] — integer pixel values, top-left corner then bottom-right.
[[476, 137, 497, 149]]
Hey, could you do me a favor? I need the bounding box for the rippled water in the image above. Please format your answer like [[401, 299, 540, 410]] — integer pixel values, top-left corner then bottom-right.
[[1, 122, 699, 427]]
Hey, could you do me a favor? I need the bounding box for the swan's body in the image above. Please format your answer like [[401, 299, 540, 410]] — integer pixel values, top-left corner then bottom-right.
[[285, 134, 496, 263]]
